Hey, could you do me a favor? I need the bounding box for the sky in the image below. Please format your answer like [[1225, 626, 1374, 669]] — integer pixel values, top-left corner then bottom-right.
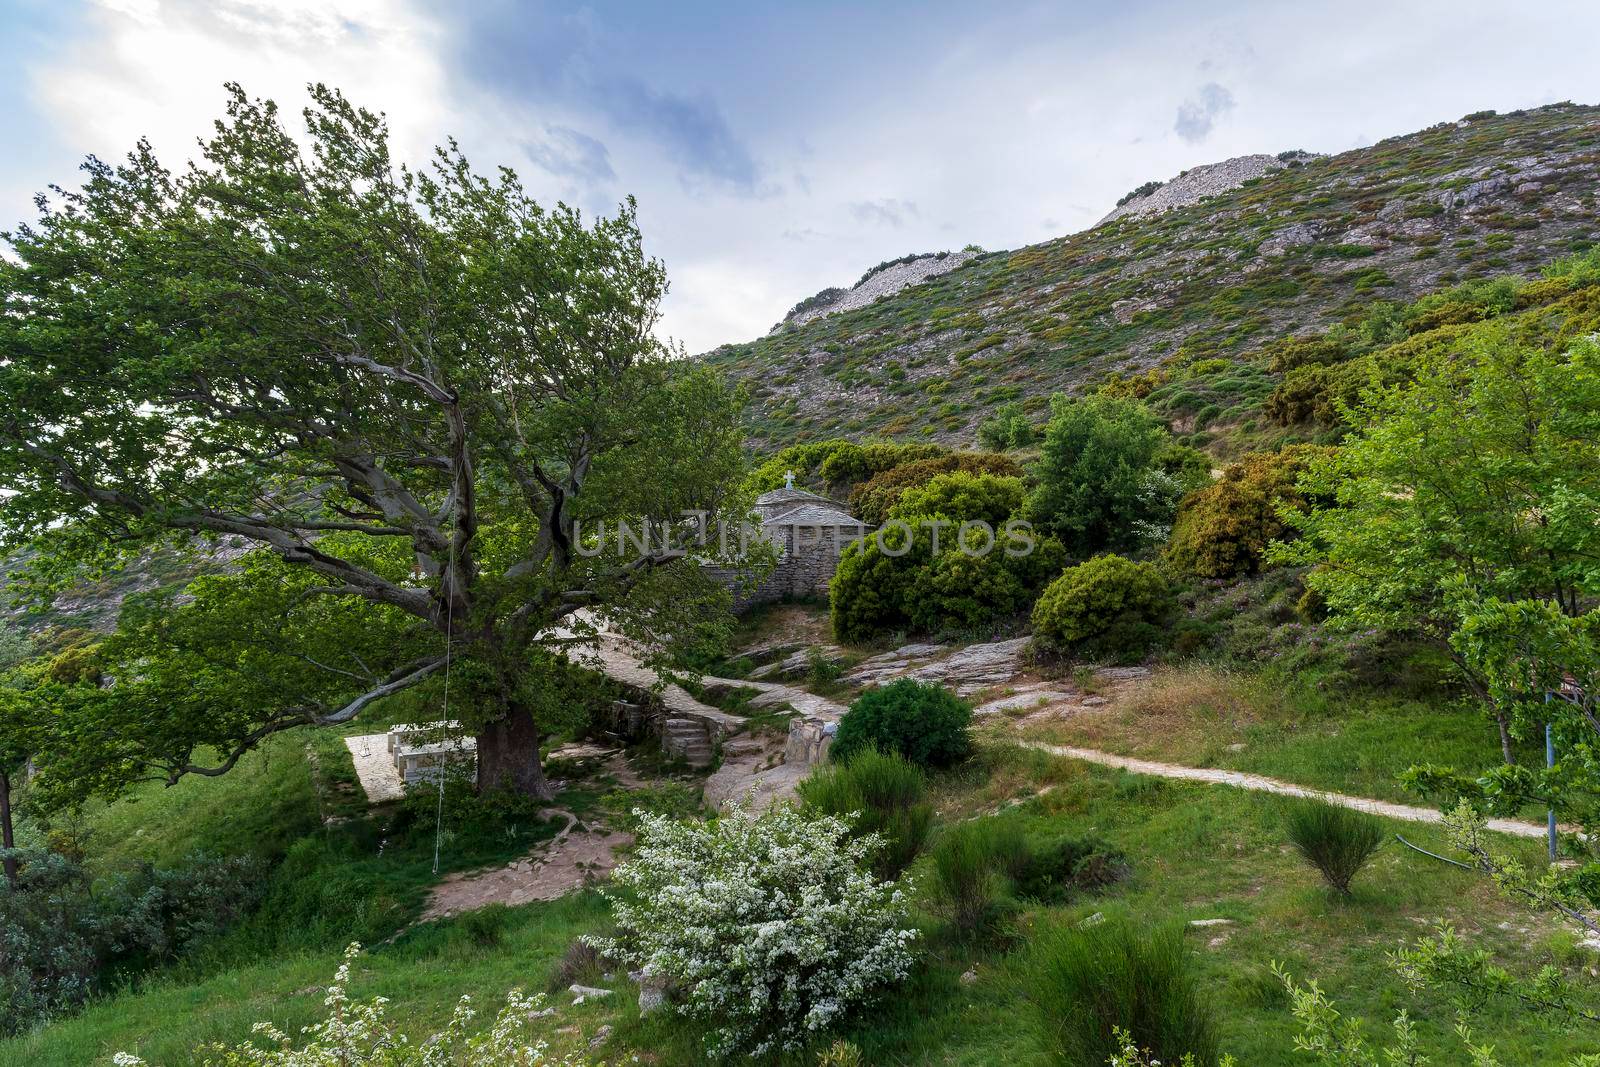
[[4, 1, 1600, 354]]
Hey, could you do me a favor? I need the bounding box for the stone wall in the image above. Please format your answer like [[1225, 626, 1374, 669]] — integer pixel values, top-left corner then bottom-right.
[[705, 524, 868, 611]]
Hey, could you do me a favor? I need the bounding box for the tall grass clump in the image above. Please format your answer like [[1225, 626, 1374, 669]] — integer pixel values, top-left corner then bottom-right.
[[929, 819, 1028, 937], [797, 747, 934, 879], [1026, 918, 1219, 1066], [1284, 797, 1385, 896]]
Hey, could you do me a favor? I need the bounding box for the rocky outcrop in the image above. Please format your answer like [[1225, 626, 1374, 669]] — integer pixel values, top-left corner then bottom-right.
[[1100, 153, 1321, 226], [775, 251, 978, 331]]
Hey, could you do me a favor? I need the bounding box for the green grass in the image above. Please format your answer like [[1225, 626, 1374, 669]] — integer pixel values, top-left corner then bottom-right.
[[5, 893, 613, 1067], [1024, 664, 1521, 806], [11, 740, 1595, 1065]]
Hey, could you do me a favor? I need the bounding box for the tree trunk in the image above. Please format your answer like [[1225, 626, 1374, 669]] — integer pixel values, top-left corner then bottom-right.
[[1495, 710, 1517, 766], [475, 705, 553, 799], [1, 770, 16, 888]]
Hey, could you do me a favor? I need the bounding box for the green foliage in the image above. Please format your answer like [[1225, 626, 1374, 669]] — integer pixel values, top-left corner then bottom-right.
[[849, 452, 1022, 526], [1166, 446, 1336, 579], [0, 83, 748, 804], [749, 439, 952, 493], [1025, 917, 1221, 1067], [830, 472, 1059, 641], [1283, 799, 1385, 896], [797, 747, 934, 879], [976, 402, 1037, 451], [1012, 834, 1130, 904], [903, 535, 1067, 635], [1278, 332, 1600, 761], [0, 850, 264, 1036], [928, 819, 1028, 937], [830, 679, 973, 768], [1025, 394, 1195, 556], [829, 524, 931, 643], [1031, 555, 1174, 664], [889, 471, 1026, 527]]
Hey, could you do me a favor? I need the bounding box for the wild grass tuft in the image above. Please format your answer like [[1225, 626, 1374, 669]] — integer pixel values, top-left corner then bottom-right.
[[797, 747, 934, 879], [1025, 917, 1220, 1067], [1284, 797, 1385, 896]]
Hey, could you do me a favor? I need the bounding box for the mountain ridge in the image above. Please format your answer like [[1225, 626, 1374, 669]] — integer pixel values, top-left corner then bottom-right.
[[702, 102, 1600, 453]]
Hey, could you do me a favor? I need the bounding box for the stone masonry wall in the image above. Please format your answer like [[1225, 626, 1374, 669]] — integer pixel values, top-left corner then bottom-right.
[[705, 524, 868, 611]]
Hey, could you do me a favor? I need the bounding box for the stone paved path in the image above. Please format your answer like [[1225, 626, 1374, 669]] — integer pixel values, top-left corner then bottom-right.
[[343, 733, 405, 803], [1021, 741, 1562, 840]]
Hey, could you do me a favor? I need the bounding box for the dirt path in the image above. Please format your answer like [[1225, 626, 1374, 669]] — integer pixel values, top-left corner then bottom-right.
[[419, 808, 633, 922], [1021, 741, 1561, 840]]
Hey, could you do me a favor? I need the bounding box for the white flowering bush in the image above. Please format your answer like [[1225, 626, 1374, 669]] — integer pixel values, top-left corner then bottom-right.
[[588, 805, 917, 1058], [113, 943, 586, 1066]]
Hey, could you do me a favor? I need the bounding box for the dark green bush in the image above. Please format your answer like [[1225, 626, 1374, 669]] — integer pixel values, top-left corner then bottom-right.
[[797, 747, 934, 879], [831, 678, 973, 768], [1013, 835, 1131, 904], [829, 524, 931, 643], [0, 849, 265, 1036], [1026, 918, 1220, 1067], [1031, 555, 1174, 664], [830, 500, 1062, 642], [1165, 445, 1337, 579], [1285, 798, 1385, 896]]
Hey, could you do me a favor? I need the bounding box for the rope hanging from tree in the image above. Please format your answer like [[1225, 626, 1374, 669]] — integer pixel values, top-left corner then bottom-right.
[[432, 533, 456, 877]]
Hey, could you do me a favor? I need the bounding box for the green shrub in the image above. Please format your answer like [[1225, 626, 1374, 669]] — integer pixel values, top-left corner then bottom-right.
[[1024, 393, 1197, 556], [829, 524, 931, 643], [976, 401, 1036, 450], [1026, 918, 1220, 1067], [830, 512, 1061, 642], [889, 471, 1025, 527], [1166, 445, 1337, 579], [849, 452, 1021, 525], [831, 678, 972, 768], [0, 850, 265, 1036], [904, 538, 1066, 635], [1013, 834, 1131, 904], [797, 747, 934, 879], [458, 902, 511, 948], [1284, 798, 1386, 896], [1031, 555, 1174, 664]]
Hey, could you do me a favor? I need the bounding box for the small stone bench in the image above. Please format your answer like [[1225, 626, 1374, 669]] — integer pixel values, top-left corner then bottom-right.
[[387, 721, 476, 785]]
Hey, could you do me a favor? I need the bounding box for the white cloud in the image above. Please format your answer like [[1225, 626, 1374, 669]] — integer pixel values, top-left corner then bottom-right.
[[12, 0, 1600, 355], [31, 0, 454, 181]]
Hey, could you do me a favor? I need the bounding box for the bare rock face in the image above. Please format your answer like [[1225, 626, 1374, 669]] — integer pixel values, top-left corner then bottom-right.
[[775, 252, 978, 332], [841, 637, 1031, 696], [1099, 152, 1321, 226]]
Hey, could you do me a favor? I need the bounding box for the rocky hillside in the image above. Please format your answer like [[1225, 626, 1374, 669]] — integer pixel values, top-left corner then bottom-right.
[[702, 104, 1600, 452], [775, 250, 978, 331], [1097, 151, 1320, 226]]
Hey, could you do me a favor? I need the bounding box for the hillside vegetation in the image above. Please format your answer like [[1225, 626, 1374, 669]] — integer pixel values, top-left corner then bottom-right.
[[704, 104, 1600, 453]]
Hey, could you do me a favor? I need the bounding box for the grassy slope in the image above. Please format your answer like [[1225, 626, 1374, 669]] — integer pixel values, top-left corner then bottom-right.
[[8, 728, 1596, 1065], [1015, 665, 1525, 806], [704, 104, 1600, 452]]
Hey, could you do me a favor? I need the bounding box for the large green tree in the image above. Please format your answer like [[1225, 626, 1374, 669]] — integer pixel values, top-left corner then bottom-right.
[[0, 84, 746, 801], [1023, 393, 1203, 557], [1279, 330, 1600, 762]]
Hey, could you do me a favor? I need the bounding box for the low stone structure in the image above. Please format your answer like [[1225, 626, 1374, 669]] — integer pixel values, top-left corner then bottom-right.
[[706, 483, 871, 610], [387, 721, 477, 786]]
